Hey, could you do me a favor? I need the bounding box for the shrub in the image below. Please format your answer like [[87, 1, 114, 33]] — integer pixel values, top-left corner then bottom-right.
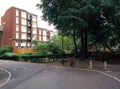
[[0, 46, 12, 56], [1, 52, 20, 61]]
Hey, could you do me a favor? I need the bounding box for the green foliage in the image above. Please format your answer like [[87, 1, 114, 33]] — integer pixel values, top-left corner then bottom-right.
[[32, 39, 64, 54], [1, 52, 20, 60], [0, 46, 12, 55], [51, 35, 74, 53], [37, 0, 120, 57], [23, 52, 33, 55]]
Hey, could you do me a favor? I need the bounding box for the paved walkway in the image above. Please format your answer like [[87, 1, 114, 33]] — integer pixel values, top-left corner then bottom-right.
[[47, 59, 120, 71], [46, 59, 120, 80]]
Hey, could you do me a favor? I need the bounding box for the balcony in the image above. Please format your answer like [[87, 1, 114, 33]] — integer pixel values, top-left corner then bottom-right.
[[28, 37, 31, 40], [28, 30, 31, 33]]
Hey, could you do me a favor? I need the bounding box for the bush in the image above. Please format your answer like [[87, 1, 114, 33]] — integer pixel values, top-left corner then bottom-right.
[[0, 46, 12, 56], [1, 52, 20, 61]]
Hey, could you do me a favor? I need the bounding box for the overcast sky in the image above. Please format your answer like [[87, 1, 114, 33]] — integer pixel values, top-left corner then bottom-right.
[[0, 0, 55, 31]]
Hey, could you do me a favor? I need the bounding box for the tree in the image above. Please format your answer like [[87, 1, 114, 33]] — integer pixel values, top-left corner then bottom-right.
[[37, 0, 120, 58], [37, 0, 89, 57], [51, 35, 74, 53]]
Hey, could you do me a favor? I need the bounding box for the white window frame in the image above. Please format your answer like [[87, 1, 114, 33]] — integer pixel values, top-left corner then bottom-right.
[[21, 41, 26, 46], [39, 30, 41, 35], [16, 32, 19, 39], [21, 18, 26, 25], [21, 25, 27, 32], [16, 17, 19, 24], [32, 35, 36, 40], [32, 15, 37, 21], [43, 36, 47, 41], [43, 30, 46, 35], [21, 32, 27, 39], [21, 11, 27, 18], [16, 9, 19, 16], [39, 36, 41, 41], [32, 21, 37, 28], [32, 28, 37, 34], [16, 24, 19, 31], [15, 40, 18, 46]]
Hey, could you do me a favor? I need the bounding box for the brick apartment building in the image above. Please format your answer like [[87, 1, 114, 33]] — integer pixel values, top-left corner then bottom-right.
[[0, 7, 53, 48], [38, 28, 53, 42]]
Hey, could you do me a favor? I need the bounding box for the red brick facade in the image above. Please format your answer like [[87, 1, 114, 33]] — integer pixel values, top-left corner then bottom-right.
[[0, 7, 53, 48]]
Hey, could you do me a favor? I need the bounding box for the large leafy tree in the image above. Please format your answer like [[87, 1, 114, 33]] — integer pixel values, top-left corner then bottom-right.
[[37, 0, 120, 58], [37, 0, 90, 58]]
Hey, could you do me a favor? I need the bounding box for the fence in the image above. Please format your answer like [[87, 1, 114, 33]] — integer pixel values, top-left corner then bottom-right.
[[13, 48, 36, 54]]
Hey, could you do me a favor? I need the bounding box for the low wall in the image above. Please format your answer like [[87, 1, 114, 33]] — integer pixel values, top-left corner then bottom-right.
[[13, 48, 36, 54]]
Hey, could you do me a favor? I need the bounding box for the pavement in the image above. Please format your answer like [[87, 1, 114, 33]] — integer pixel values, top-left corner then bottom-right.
[[46, 59, 120, 71], [45, 59, 120, 80]]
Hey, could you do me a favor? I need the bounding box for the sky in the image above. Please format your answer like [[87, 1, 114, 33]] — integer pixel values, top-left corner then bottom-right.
[[0, 0, 55, 31]]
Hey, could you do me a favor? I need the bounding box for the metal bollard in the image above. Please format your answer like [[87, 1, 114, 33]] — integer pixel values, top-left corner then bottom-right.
[[104, 61, 107, 70], [90, 60, 93, 69]]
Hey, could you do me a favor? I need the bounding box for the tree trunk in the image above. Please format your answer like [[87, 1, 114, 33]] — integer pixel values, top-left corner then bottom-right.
[[62, 35, 64, 52], [73, 29, 78, 54], [84, 30, 88, 58], [81, 30, 88, 59], [95, 44, 99, 60], [81, 32, 84, 58]]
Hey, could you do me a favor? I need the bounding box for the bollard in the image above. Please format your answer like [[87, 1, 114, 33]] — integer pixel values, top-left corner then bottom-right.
[[76, 60, 79, 67], [90, 60, 93, 68], [104, 61, 107, 70]]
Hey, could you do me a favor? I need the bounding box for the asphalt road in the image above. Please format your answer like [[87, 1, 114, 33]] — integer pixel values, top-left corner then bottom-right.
[[0, 60, 120, 89]]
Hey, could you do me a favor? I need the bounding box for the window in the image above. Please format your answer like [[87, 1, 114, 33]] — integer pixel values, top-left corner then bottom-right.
[[16, 24, 19, 31], [15, 40, 18, 46], [21, 32, 26, 39], [28, 37, 31, 40], [16, 32, 19, 39], [21, 41, 26, 46], [43, 36, 47, 41], [39, 36, 41, 41], [21, 11, 27, 18], [28, 21, 31, 26], [32, 35, 36, 40], [16, 9, 19, 16], [39, 30, 41, 35], [32, 21, 37, 28], [21, 25, 26, 32], [28, 30, 31, 33], [16, 17, 19, 24], [28, 43, 30, 47], [21, 18, 26, 25], [32, 30, 36, 34], [32, 28, 37, 34], [32, 15, 37, 21], [43, 30, 46, 35]]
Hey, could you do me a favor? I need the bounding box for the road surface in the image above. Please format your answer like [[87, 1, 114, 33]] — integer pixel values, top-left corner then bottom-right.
[[0, 60, 120, 89]]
